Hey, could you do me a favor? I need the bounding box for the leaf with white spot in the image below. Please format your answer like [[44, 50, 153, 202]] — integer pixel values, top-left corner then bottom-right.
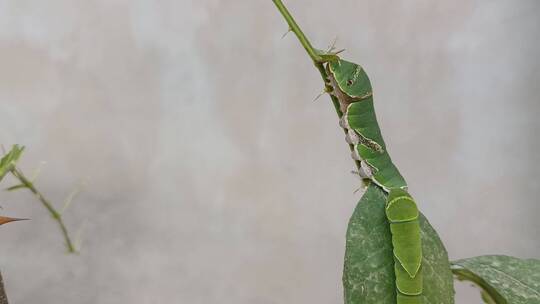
[[343, 183, 454, 303], [452, 255, 540, 304]]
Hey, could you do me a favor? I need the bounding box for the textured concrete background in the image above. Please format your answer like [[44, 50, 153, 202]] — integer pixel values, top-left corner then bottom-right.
[[0, 0, 538, 303]]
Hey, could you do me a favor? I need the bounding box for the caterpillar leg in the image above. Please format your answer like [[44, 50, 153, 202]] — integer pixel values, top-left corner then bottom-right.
[[386, 189, 423, 304]]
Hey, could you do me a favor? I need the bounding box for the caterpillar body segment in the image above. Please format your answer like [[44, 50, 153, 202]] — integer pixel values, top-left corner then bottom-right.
[[391, 220, 422, 278], [397, 293, 423, 304], [328, 60, 372, 99], [328, 59, 407, 191], [387, 189, 423, 301], [355, 141, 407, 191], [346, 99, 385, 151], [327, 59, 422, 304]]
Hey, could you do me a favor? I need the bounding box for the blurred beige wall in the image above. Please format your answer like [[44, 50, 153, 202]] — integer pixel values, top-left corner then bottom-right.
[[0, 0, 538, 303]]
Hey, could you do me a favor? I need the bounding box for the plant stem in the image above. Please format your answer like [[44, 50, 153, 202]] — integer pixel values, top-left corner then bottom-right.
[[0, 271, 8, 304], [272, 0, 322, 63], [272, 0, 363, 172], [272, 0, 333, 101], [11, 168, 76, 253]]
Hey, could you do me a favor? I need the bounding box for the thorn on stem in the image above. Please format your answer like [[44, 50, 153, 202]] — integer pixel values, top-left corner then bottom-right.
[[313, 90, 326, 102], [74, 220, 88, 253], [30, 161, 47, 182], [326, 36, 339, 53], [281, 27, 292, 39], [0, 216, 29, 226], [61, 181, 85, 214]]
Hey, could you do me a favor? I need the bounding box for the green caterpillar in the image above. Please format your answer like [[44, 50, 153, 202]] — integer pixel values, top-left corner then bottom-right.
[[327, 60, 423, 303], [271, 1, 424, 302]]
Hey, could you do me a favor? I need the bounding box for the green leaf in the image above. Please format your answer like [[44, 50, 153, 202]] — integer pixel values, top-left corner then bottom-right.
[[481, 289, 498, 304], [5, 184, 26, 191], [451, 255, 540, 304], [0, 145, 24, 182], [343, 183, 454, 304]]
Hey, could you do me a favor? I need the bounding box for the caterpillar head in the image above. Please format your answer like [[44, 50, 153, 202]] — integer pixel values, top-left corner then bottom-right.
[[327, 59, 373, 100]]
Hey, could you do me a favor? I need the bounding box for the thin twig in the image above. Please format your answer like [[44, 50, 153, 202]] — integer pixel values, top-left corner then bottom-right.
[[272, 0, 323, 63], [11, 167, 76, 253], [0, 271, 8, 304], [272, 0, 363, 173]]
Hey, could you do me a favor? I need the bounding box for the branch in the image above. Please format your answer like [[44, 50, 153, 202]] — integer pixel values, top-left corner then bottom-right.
[[0, 271, 8, 304], [272, 0, 363, 172], [10, 167, 76, 253]]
